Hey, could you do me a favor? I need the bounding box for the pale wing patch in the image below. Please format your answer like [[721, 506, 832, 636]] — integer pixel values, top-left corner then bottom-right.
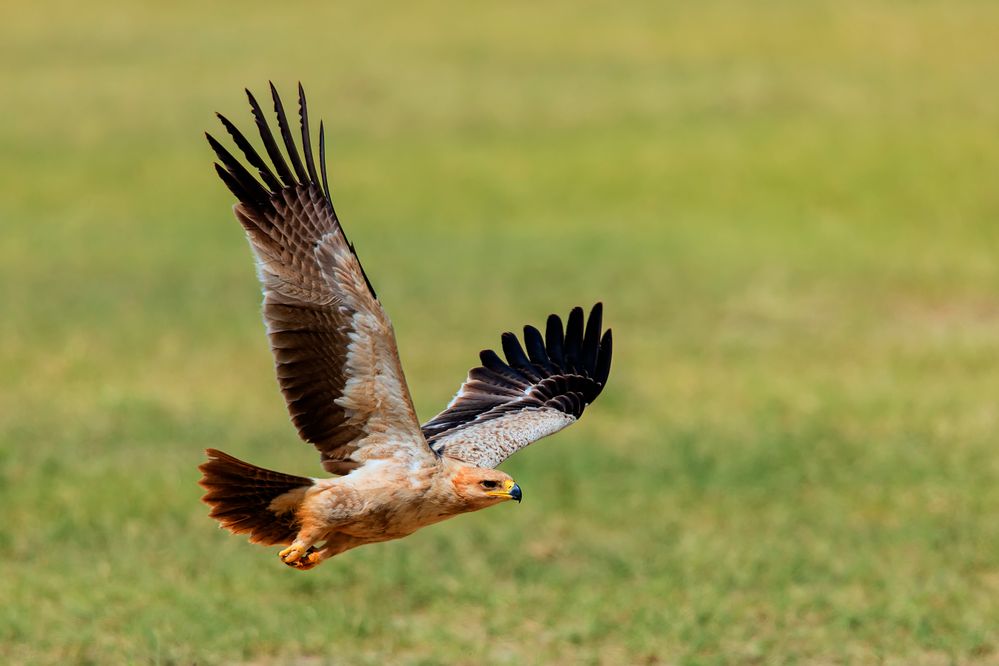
[[320, 236, 428, 464], [434, 407, 576, 469]]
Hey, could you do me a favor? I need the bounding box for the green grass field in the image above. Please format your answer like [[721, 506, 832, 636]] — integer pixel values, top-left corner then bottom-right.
[[3, 1, 999, 663]]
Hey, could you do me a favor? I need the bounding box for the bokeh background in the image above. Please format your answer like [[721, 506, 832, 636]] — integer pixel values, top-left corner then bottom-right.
[[3, 1, 999, 663]]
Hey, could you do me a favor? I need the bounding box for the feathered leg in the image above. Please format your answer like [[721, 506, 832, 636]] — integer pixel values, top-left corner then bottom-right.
[[280, 532, 368, 570]]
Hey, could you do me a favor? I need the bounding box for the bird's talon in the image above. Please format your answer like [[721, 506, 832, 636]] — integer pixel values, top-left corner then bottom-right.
[[280, 544, 321, 569], [279, 544, 306, 563], [287, 550, 321, 570]]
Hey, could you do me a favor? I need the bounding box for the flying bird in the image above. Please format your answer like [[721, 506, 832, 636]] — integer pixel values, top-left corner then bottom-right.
[[199, 84, 613, 570]]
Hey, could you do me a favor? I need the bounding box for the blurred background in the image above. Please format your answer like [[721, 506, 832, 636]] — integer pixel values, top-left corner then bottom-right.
[[3, 1, 999, 663]]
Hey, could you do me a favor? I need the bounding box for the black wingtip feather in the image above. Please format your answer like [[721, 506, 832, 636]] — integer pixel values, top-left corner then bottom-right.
[[545, 314, 565, 366], [298, 82, 320, 184], [501, 332, 531, 369], [270, 81, 309, 183], [595, 329, 612, 389], [563, 306, 585, 373], [214, 162, 252, 203], [206, 132, 269, 205], [422, 303, 614, 445], [581, 302, 603, 375], [479, 348, 502, 368], [210, 84, 383, 308], [246, 87, 296, 187], [523, 324, 553, 371], [319, 120, 331, 202], [216, 111, 283, 192]]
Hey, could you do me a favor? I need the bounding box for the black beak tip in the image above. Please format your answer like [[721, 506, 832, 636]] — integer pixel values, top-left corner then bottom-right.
[[510, 483, 522, 503]]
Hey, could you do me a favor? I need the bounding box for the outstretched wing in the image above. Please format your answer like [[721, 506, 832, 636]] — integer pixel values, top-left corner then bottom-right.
[[207, 83, 434, 475], [422, 304, 612, 468]]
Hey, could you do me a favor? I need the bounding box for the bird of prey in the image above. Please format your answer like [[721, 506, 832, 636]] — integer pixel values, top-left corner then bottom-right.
[[198, 84, 613, 570]]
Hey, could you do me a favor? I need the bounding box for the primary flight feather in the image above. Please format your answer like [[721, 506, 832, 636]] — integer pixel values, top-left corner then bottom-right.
[[199, 84, 613, 569]]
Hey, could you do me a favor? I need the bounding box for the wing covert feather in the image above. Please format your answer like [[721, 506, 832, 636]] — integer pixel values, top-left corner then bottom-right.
[[208, 84, 433, 474]]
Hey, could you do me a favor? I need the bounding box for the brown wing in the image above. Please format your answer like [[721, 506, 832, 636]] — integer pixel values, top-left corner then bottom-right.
[[207, 83, 434, 474], [422, 304, 612, 468]]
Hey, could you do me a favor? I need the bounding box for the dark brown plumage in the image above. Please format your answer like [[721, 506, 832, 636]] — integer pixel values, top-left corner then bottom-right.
[[207, 84, 405, 475], [199, 449, 314, 545]]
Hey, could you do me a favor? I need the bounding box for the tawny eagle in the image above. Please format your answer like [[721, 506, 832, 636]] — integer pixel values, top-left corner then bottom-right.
[[199, 84, 613, 569]]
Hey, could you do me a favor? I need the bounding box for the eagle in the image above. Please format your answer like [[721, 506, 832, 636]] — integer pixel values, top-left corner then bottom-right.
[[198, 84, 613, 570]]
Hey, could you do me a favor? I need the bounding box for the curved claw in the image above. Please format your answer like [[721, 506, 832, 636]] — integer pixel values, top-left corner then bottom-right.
[[279, 544, 321, 570], [291, 551, 323, 570], [278, 543, 306, 564]]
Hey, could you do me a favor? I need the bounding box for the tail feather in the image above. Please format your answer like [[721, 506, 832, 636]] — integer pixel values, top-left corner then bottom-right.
[[198, 448, 314, 546]]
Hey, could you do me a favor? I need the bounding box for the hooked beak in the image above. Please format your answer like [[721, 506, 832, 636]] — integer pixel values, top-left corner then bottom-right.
[[487, 480, 523, 503]]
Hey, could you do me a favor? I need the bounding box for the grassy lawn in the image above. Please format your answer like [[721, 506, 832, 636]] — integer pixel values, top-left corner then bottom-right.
[[3, 1, 999, 663]]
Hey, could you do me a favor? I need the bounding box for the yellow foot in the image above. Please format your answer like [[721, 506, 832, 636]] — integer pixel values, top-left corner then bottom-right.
[[290, 551, 323, 571], [279, 543, 307, 564], [279, 544, 321, 570]]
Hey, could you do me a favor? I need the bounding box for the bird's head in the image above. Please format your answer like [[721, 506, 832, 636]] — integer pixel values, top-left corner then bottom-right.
[[450, 466, 522, 510]]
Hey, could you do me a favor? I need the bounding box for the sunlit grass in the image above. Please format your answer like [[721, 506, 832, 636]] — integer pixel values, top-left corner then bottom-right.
[[3, 0, 999, 663]]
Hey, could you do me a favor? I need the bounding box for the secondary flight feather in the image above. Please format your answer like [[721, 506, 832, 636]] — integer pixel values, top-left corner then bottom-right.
[[199, 83, 613, 569]]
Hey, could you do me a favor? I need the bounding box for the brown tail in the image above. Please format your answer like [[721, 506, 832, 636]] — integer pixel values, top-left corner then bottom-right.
[[198, 448, 314, 546]]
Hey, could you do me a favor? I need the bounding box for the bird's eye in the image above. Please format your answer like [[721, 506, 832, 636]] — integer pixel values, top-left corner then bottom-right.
[[481, 480, 499, 490]]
